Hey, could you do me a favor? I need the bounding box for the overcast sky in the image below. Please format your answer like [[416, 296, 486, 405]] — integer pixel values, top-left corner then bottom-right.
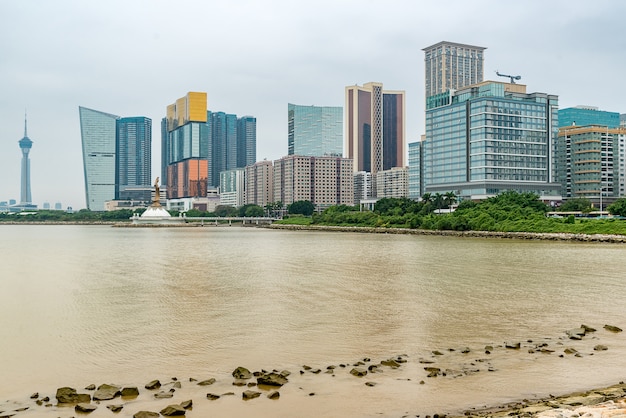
[[1, 0, 624, 210]]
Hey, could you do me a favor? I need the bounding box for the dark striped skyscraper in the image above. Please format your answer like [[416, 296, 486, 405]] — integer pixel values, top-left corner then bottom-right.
[[237, 116, 257, 167], [345, 82, 405, 198], [116, 117, 152, 200], [18, 114, 33, 205]]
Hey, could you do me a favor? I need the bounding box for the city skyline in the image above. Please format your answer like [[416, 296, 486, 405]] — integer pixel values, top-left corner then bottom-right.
[[1, 0, 625, 209]]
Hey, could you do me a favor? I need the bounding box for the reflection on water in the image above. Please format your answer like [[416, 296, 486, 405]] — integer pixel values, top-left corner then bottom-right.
[[1, 225, 625, 416]]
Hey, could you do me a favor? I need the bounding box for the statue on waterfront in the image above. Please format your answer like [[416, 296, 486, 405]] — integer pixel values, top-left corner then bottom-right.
[[133, 176, 179, 224], [153, 177, 161, 207]]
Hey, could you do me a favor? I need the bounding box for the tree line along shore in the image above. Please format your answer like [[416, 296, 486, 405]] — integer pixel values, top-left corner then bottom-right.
[[3, 192, 626, 239]]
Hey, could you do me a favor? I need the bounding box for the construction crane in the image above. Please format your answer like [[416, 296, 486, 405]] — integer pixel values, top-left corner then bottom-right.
[[495, 70, 521, 84]]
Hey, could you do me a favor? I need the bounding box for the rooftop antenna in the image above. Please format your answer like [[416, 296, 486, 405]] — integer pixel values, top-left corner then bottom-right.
[[495, 70, 521, 84]]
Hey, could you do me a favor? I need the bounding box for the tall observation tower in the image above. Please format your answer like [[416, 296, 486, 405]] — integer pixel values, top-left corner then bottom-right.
[[19, 113, 33, 205]]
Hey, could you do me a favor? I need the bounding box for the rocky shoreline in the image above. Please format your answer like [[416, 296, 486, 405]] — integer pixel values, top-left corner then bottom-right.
[[448, 383, 626, 418], [269, 224, 626, 243], [1, 324, 623, 418], [3, 221, 626, 242]]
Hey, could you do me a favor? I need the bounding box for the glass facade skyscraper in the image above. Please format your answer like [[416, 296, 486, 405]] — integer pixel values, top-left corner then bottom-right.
[[80, 107, 152, 210], [558, 106, 621, 129], [164, 92, 211, 198], [408, 141, 423, 199], [116, 117, 152, 200], [163, 92, 257, 197], [210, 111, 238, 186], [423, 81, 561, 201], [79, 107, 119, 211], [287, 104, 343, 157], [237, 116, 257, 168]]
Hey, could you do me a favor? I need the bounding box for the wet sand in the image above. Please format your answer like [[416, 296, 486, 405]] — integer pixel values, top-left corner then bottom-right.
[[2, 325, 624, 418]]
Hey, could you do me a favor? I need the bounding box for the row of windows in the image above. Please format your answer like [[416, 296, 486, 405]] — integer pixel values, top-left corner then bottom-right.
[[471, 118, 547, 130], [470, 171, 547, 182], [470, 142, 546, 154], [471, 102, 546, 113], [471, 156, 546, 166], [470, 130, 548, 142]]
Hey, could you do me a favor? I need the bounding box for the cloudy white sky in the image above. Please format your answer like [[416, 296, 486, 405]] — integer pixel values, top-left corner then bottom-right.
[[1, 0, 624, 210]]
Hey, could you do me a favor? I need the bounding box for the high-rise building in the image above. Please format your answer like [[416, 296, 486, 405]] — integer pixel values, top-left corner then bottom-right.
[[353, 171, 371, 206], [408, 141, 423, 199], [557, 106, 626, 204], [237, 116, 257, 168], [288, 103, 343, 157], [423, 41, 486, 99], [163, 93, 256, 195], [421, 81, 561, 201], [245, 160, 274, 208], [163, 92, 210, 198], [79, 107, 119, 210], [160, 117, 169, 187], [345, 82, 405, 198], [219, 168, 246, 207], [210, 111, 238, 185], [557, 123, 626, 204], [559, 106, 621, 129], [273, 155, 353, 210], [376, 167, 409, 199], [18, 114, 33, 205], [80, 107, 152, 210], [116, 117, 152, 200]]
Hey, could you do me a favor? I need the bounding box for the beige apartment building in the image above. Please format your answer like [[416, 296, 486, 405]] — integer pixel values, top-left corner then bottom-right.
[[245, 160, 274, 208], [273, 155, 354, 211]]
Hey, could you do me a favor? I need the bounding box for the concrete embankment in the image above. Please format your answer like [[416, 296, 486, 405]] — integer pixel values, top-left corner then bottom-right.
[[269, 224, 626, 243]]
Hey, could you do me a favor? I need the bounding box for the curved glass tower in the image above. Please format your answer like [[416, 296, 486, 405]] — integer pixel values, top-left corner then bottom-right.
[[79, 106, 119, 211]]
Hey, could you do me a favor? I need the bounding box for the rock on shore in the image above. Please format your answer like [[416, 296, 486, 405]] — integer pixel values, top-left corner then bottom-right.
[[2, 322, 623, 418]]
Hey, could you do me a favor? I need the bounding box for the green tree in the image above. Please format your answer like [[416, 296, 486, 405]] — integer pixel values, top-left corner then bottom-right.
[[288, 200, 315, 216], [443, 191, 457, 208], [559, 198, 592, 213], [239, 204, 260, 217], [73, 209, 98, 221], [213, 205, 238, 217], [374, 197, 399, 215], [274, 201, 284, 217], [244, 205, 264, 217], [607, 198, 626, 217], [185, 208, 206, 217], [455, 199, 477, 212], [433, 193, 444, 211]]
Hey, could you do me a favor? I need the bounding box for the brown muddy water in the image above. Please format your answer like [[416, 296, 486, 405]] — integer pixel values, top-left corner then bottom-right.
[[1, 225, 625, 417]]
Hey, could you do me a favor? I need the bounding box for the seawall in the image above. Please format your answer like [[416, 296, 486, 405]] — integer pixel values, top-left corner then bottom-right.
[[268, 224, 626, 243]]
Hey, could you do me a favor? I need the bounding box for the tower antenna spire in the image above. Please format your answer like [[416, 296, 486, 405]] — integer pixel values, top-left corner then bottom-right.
[[24, 109, 28, 137]]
